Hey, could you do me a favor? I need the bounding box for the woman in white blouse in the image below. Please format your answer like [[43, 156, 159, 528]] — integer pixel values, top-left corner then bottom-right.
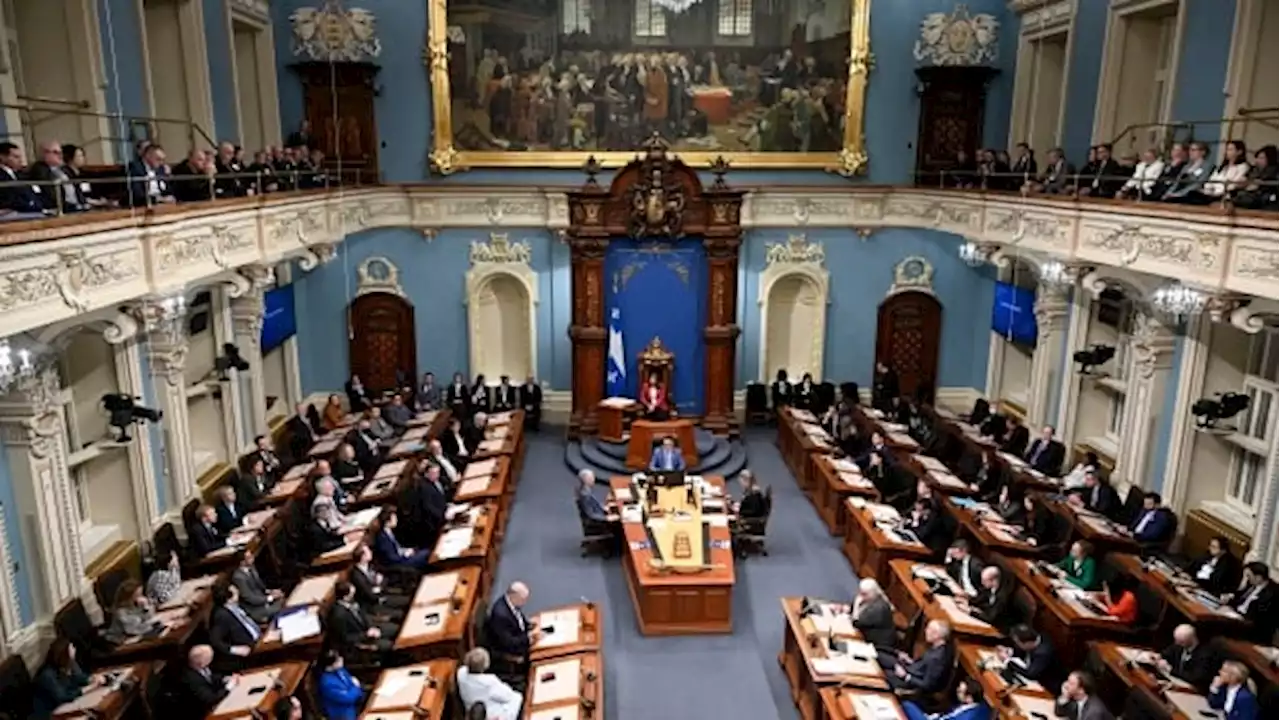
[[1203, 140, 1251, 199], [1116, 148, 1165, 199]]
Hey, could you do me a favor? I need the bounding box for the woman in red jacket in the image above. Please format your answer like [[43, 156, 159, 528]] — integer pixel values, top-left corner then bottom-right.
[[1098, 574, 1138, 623]]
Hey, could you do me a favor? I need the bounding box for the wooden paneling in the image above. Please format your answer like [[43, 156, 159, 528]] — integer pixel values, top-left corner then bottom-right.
[[874, 291, 942, 400], [1183, 508, 1252, 560]]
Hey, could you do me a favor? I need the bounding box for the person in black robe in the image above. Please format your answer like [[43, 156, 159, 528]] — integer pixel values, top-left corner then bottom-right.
[[492, 376, 518, 413], [872, 362, 899, 412], [520, 376, 542, 431], [445, 372, 469, 418]]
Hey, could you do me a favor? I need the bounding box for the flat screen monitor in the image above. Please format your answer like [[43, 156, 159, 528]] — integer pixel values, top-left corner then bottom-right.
[[991, 281, 1038, 346], [261, 285, 297, 353]]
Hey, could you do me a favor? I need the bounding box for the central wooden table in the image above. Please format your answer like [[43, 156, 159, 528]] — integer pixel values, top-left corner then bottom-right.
[[610, 475, 734, 635], [778, 597, 890, 720]]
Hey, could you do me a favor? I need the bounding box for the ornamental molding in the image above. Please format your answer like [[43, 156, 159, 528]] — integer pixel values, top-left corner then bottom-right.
[[764, 234, 826, 267], [1013, 0, 1074, 35], [290, 0, 381, 62], [0, 187, 1273, 342], [355, 256, 406, 297], [470, 233, 532, 266], [914, 5, 1001, 67], [229, 0, 270, 22], [888, 256, 936, 297]]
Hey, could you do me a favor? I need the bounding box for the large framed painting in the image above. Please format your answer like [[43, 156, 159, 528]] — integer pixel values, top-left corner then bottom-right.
[[425, 0, 871, 174]]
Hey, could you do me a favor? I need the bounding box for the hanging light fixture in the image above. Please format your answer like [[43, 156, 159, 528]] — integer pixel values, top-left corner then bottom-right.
[[0, 337, 40, 396], [1039, 260, 1074, 291], [1150, 281, 1207, 321], [652, 0, 703, 13], [958, 241, 994, 268]]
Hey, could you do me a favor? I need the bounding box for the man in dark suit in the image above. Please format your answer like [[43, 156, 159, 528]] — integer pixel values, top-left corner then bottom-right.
[[945, 540, 983, 597], [1002, 423, 1030, 457], [575, 470, 615, 523], [345, 419, 382, 474], [331, 443, 363, 486], [855, 432, 889, 470], [405, 463, 450, 549], [1024, 426, 1066, 476], [415, 372, 443, 411], [287, 403, 317, 461], [649, 436, 686, 471], [1226, 562, 1279, 644], [328, 581, 394, 655], [208, 584, 261, 671], [959, 450, 1005, 500], [179, 645, 232, 714], [213, 485, 245, 534], [871, 362, 899, 412], [126, 143, 174, 207], [236, 459, 272, 510], [1156, 624, 1219, 692], [1010, 142, 1037, 181], [0, 141, 45, 215], [1001, 625, 1056, 686], [771, 370, 793, 410], [440, 416, 471, 467], [492, 376, 518, 413], [446, 372, 470, 418], [979, 412, 1009, 444], [1054, 670, 1115, 720], [486, 581, 536, 685], [1069, 471, 1121, 519], [352, 542, 408, 622], [880, 619, 953, 692], [849, 578, 896, 650], [463, 413, 487, 455], [169, 149, 215, 203], [26, 141, 87, 212], [735, 470, 769, 520], [250, 435, 282, 478], [521, 376, 543, 431], [1130, 492, 1175, 548], [1078, 143, 1124, 198], [188, 504, 227, 558], [964, 566, 1013, 628], [372, 508, 431, 571], [230, 549, 283, 624]]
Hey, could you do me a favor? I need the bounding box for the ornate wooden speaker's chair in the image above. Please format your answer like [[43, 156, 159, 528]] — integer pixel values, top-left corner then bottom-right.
[[637, 337, 675, 411]]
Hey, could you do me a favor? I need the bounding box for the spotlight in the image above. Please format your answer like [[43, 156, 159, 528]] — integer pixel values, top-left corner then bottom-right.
[[215, 343, 250, 378], [1074, 344, 1116, 375], [1191, 392, 1250, 431], [101, 394, 163, 442]]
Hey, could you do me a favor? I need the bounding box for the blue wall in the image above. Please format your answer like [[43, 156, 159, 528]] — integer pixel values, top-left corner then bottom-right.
[[1060, 0, 1110, 162], [269, 0, 1017, 185], [739, 228, 995, 388], [97, 0, 150, 157], [293, 229, 573, 395], [204, 0, 239, 144], [1169, 0, 1236, 147], [0, 443, 36, 626]]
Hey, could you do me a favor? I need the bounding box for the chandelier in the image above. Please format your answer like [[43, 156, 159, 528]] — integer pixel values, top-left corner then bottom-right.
[[958, 241, 993, 268], [0, 337, 38, 396], [652, 0, 702, 12], [1150, 281, 1207, 321]]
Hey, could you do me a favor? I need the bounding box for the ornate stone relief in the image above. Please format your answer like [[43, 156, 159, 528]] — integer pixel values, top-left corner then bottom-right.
[[1014, 0, 1074, 34], [355, 257, 405, 297], [153, 224, 255, 272], [1082, 224, 1223, 272], [290, 0, 381, 62], [888, 256, 936, 297], [470, 233, 532, 265], [914, 5, 1001, 66], [0, 249, 139, 314], [1129, 312, 1178, 379], [1232, 247, 1279, 280], [764, 234, 826, 267]]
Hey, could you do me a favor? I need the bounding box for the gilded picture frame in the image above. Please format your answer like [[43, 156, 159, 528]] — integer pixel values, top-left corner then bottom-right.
[[425, 0, 872, 175]]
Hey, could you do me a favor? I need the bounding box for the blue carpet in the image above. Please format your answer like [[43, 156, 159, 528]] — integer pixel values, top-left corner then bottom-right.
[[490, 428, 857, 720]]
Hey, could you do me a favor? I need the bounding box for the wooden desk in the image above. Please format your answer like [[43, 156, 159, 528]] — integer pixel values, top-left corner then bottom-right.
[[926, 409, 1060, 494], [957, 642, 1054, 718], [530, 602, 603, 662], [360, 660, 455, 717], [395, 566, 482, 660], [1220, 639, 1278, 690], [253, 571, 341, 657], [109, 576, 219, 661], [205, 661, 306, 720], [429, 501, 500, 598], [850, 406, 920, 453], [1091, 641, 1212, 720], [51, 662, 150, 720], [597, 398, 638, 442], [886, 561, 1004, 649], [1110, 554, 1250, 635], [1006, 558, 1134, 669], [842, 499, 932, 588], [777, 409, 834, 495], [626, 419, 698, 471], [1000, 691, 1064, 720], [454, 456, 514, 540], [778, 597, 890, 720], [817, 687, 906, 720], [356, 460, 412, 507], [611, 476, 734, 635], [946, 498, 1043, 559], [812, 455, 878, 536], [898, 453, 974, 497], [1040, 496, 1141, 555], [523, 651, 603, 720]]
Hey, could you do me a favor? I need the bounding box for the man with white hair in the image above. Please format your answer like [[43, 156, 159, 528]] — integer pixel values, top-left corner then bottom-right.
[[179, 643, 237, 711], [849, 578, 895, 650], [485, 582, 538, 686], [457, 647, 522, 720], [880, 619, 954, 692], [576, 470, 616, 522]]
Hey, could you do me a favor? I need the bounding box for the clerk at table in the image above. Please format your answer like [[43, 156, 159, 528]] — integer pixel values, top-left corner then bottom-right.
[[650, 436, 686, 471]]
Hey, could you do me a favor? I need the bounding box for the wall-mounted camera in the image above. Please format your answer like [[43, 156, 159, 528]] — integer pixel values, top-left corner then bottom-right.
[[1191, 392, 1250, 433], [1074, 344, 1116, 375], [214, 343, 250, 380], [101, 394, 163, 442]]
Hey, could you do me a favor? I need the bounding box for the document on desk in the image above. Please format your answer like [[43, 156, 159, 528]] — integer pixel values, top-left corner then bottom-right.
[[278, 606, 322, 644], [445, 503, 476, 522], [999, 452, 1028, 468], [285, 462, 314, 481], [600, 397, 634, 409], [809, 610, 856, 637], [937, 596, 990, 629], [487, 425, 509, 440], [702, 497, 726, 510], [537, 608, 581, 648], [347, 506, 381, 529], [215, 668, 280, 715], [456, 477, 491, 497], [376, 460, 408, 480], [465, 459, 498, 478], [834, 458, 861, 473], [436, 527, 475, 559], [868, 504, 901, 523], [531, 658, 581, 705], [413, 572, 459, 605], [479, 438, 506, 452], [404, 603, 450, 637], [530, 705, 581, 720], [289, 575, 335, 606], [850, 692, 900, 719]]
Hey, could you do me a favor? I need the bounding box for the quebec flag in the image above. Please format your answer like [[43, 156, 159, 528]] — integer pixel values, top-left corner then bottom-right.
[[607, 307, 627, 397]]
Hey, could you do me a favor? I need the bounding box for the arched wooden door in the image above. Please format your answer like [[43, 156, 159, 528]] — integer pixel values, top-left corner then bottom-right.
[[349, 293, 416, 393], [875, 291, 942, 400]]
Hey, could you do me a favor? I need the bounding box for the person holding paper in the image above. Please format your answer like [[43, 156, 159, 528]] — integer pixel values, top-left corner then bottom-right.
[[317, 650, 366, 720], [373, 509, 431, 571], [998, 625, 1057, 686], [485, 582, 537, 686], [649, 436, 686, 472], [457, 648, 522, 720], [903, 677, 988, 720]]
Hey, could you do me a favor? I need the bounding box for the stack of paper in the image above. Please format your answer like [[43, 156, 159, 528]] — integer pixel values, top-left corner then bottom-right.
[[413, 572, 459, 605], [850, 693, 901, 719], [479, 438, 506, 452], [436, 527, 475, 559], [600, 397, 634, 409], [278, 606, 322, 644], [809, 611, 856, 637], [834, 458, 861, 473], [465, 458, 498, 478], [347, 506, 381, 529], [456, 477, 490, 497], [487, 425, 509, 440], [445, 503, 478, 523], [811, 655, 860, 675]]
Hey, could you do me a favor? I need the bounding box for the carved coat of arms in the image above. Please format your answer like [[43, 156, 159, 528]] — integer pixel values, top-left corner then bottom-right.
[[914, 4, 1000, 66], [628, 135, 687, 240]]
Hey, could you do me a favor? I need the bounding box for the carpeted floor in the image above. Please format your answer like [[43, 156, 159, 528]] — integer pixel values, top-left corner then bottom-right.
[[490, 427, 858, 720]]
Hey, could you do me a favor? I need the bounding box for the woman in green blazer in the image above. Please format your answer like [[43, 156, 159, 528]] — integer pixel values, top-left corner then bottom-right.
[[1056, 540, 1098, 590]]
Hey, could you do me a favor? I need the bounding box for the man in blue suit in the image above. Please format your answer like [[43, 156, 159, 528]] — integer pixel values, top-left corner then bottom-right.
[[1208, 661, 1259, 720], [649, 436, 686, 472], [904, 677, 988, 720], [1130, 491, 1173, 547], [372, 508, 430, 570]]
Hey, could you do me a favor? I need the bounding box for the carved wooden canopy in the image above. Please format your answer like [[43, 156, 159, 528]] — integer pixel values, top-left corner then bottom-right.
[[563, 140, 746, 438]]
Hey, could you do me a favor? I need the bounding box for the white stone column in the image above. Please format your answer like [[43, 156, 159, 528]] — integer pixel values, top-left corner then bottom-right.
[[145, 328, 199, 504], [1113, 312, 1177, 492], [984, 332, 1006, 402], [0, 369, 88, 619], [1159, 313, 1209, 516], [1247, 438, 1279, 563], [229, 277, 269, 441], [1027, 286, 1070, 428], [1056, 289, 1093, 453]]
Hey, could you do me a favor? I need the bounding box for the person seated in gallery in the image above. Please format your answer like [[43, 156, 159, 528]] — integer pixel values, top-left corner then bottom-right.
[[771, 369, 793, 410], [649, 436, 686, 472], [639, 371, 672, 420]]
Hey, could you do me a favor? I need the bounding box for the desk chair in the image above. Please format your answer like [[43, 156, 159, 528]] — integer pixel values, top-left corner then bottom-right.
[[578, 507, 615, 558], [142, 662, 180, 720], [1131, 582, 1167, 636], [151, 522, 181, 566], [54, 599, 117, 671], [1011, 586, 1039, 627], [94, 567, 131, 614], [1121, 685, 1173, 720], [733, 486, 774, 558], [0, 654, 33, 720], [1119, 486, 1145, 526], [745, 383, 769, 425]]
